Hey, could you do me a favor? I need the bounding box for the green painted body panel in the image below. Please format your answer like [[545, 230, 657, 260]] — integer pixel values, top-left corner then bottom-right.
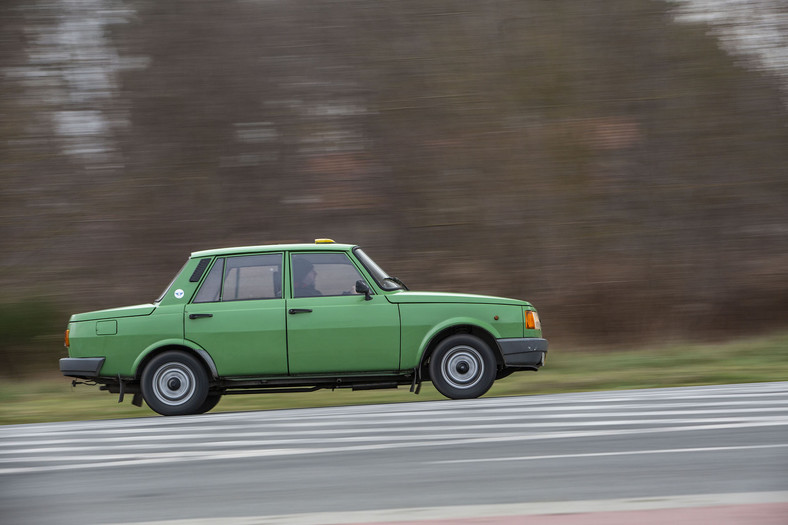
[[131, 338, 211, 376], [387, 291, 531, 308], [63, 242, 544, 383], [68, 304, 184, 377], [156, 256, 211, 307], [70, 304, 156, 322], [286, 294, 400, 374], [95, 320, 117, 335], [184, 299, 288, 376], [398, 303, 525, 369]]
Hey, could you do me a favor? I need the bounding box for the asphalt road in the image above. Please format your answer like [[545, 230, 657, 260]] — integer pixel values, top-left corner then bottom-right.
[[1, 382, 787, 524]]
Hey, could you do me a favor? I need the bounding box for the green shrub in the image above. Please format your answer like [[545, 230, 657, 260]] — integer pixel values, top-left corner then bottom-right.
[[0, 299, 67, 377]]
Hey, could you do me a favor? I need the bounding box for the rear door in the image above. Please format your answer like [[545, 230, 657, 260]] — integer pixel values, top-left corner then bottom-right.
[[185, 254, 287, 376]]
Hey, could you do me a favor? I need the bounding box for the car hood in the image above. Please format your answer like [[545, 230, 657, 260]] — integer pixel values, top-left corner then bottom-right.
[[385, 291, 530, 307], [70, 304, 157, 322]]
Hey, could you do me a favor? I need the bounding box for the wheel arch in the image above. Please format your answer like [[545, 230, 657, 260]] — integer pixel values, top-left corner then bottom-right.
[[418, 323, 503, 380], [132, 339, 218, 380]]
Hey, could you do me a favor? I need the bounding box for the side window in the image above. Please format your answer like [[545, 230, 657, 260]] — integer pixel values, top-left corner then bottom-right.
[[193, 258, 224, 303], [223, 254, 282, 301], [192, 254, 282, 303], [291, 253, 367, 298]]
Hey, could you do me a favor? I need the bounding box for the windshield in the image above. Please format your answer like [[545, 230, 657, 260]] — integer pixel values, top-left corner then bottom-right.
[[353, 248, 406, 291]]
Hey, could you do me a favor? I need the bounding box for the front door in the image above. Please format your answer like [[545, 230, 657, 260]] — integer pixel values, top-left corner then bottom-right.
[[286, 252, 400, 374]]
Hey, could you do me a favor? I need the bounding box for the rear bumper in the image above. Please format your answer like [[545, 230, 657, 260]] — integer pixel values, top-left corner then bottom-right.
[[497, 338, 548, 368], [60, 357, 105, 378]]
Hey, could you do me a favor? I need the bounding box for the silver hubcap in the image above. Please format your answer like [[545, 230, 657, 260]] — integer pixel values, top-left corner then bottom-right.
[[152, 363, 196, 406], [441, 345, 483, 389]]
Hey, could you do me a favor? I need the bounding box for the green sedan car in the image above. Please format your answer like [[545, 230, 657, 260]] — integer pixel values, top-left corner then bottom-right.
[[61, 240, 548, 416]]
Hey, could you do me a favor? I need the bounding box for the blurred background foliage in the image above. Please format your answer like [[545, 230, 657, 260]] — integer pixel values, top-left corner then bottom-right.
[[1, 0, 787, 376]]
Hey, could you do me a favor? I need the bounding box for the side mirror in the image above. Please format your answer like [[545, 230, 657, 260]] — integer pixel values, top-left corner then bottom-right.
[[355, 280, 372, 301]]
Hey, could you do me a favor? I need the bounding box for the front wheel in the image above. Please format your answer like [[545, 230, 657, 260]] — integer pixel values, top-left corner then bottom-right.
[[141, 351, 209, 416], [429, 334, 497, 399]]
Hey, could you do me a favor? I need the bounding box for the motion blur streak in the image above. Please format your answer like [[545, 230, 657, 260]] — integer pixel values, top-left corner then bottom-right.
[[2, 0, 788, 367]]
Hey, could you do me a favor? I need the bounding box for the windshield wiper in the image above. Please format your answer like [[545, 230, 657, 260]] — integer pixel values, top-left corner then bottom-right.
[[383, 276, 409, 291]]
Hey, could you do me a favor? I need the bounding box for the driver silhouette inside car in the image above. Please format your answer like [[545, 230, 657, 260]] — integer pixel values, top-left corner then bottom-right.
[[293, 258, 322, 298]]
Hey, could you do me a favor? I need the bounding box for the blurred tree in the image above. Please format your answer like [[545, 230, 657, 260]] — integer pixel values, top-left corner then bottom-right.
[[1, 0, 787, 357]]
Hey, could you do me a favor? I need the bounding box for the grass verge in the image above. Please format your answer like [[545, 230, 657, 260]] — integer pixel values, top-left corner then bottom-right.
[[2, 332, 787, 425]]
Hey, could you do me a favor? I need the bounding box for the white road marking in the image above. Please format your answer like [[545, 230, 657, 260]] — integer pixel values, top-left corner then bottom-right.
[[3, 382, 786, 435], [2, 418, 787, 475], [2, 382, 786, 477], [431, 443, 788, 464], [1, 415, 786, 452], [3, 404, 787, 443], [113, 491, 788, 525]]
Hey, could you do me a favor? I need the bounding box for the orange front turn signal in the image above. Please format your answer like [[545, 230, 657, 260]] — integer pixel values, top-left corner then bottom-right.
[[525, 310, 541, 330], [64, 329, 70, 348]]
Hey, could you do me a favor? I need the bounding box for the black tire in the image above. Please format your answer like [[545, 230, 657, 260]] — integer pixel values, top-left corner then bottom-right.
[[429, 334, 497, 399], [141, 351, 209, 416], [195, 393, 222, 414]]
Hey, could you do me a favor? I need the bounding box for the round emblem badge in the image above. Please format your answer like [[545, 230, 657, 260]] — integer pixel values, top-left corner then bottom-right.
[[174, 289, 185, 299]]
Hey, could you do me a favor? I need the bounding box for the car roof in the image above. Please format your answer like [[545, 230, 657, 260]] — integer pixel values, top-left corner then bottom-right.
[[191, 242, 357, 258]]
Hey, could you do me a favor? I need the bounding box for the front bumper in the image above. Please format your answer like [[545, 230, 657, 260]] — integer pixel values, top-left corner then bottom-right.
[[497, 338, 548, 368], [60, 357, 105, 378]]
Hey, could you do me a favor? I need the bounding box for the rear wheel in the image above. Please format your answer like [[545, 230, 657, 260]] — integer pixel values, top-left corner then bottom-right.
[[429, 334, 497, 399], [141, 351, 209, 416]]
